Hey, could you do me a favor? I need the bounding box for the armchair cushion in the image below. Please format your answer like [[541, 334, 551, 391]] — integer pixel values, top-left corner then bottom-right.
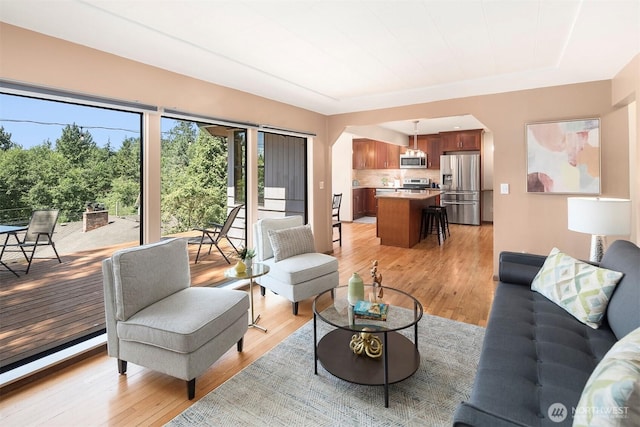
[[117, 287, 249, 353], [267, 224, 315, 262], [254, 216, 302, 261], [111, 239, 191, 321], [263, 252, 339, 285]]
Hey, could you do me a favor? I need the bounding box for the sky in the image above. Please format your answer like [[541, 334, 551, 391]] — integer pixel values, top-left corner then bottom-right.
[[0, 93, 142, 149]]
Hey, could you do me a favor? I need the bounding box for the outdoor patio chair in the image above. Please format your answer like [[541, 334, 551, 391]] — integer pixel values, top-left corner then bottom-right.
[[0, 209, 62, 274], [192, 204, 244, 264]]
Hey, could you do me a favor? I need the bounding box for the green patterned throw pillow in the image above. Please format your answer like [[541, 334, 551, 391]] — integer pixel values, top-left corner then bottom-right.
[[531, 247, 624, 329], [573, 326, 640, 427]]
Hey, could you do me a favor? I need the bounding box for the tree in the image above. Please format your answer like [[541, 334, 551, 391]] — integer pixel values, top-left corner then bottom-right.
[[0, 148, 31, 211], [102, 137, 141, 215], [0, 126, 17, 151], [161, 122, 230, 233], [55, 124, 96, 166]]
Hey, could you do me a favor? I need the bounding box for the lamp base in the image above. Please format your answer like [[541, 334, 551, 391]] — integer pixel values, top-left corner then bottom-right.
[[589, 235, 606, 263]]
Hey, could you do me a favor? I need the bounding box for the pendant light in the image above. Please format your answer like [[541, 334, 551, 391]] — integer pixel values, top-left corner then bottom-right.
[[411, 120, 425, 157]]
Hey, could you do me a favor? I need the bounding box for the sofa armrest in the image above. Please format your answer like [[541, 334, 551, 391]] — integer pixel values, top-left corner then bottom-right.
[[454, 402, 530, 427], [498, 251, 547, 286]]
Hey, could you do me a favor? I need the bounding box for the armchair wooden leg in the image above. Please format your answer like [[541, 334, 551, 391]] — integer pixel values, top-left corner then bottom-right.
[[292, 302, 299, 315], [118, 359, 127, 374], [237, 337, 244, 352], [260, 285, 266, 296], [187, 378, 196, 400]]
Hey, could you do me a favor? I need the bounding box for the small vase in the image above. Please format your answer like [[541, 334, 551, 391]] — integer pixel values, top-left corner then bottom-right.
[[234, 260, 246, 274], [347, 272, 364, 306]]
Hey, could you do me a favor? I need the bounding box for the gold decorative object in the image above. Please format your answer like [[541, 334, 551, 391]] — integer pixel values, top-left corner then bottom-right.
[[370, 260, 384, 302], [349, 327, 383, 358]]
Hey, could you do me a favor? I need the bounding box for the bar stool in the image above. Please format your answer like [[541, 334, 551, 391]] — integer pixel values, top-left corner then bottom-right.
[[430, 205, 450, 238], [421, 207, 446, 245]]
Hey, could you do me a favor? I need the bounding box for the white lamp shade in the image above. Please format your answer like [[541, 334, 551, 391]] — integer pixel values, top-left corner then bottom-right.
[[567, 197, 631, 236]]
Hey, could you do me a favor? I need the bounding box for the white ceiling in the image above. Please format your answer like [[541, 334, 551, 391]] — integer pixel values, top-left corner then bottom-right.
[[2, 0, 639, 132]]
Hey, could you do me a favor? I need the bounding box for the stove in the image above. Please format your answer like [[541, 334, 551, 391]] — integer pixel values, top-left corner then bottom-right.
[[401, 178, 431, 190]]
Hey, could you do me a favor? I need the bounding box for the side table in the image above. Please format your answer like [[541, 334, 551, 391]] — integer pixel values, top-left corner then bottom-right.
[[225, 263, 270, 333], [0, 225, 28, 277]]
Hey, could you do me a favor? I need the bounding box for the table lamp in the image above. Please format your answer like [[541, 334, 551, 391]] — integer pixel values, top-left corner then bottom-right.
[[567, 197, 631, 262]]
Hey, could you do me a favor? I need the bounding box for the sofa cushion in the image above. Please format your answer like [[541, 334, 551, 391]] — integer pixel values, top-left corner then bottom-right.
[[602, 240, 640, 340], [112, 238, 191, 321], [574, 326, 640, 427], [267, 225, 315, 262], [531, 247, 623, 329], [263, 252, 338, 285], [117, 287, 249, 353]]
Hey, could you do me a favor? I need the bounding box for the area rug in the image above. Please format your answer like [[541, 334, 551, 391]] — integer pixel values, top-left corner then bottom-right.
[[167, 313, 485, 427]]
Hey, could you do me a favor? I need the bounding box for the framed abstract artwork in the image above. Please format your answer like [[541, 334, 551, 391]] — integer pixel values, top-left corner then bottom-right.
[[526, 118, 600, 194]]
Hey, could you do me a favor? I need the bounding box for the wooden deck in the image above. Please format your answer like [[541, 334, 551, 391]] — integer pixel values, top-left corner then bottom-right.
[[1, 221, 494, 375], [0, 235, 239, 370]]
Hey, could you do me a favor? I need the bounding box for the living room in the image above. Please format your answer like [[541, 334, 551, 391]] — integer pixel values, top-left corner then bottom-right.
[[1, 2, 639, 426]]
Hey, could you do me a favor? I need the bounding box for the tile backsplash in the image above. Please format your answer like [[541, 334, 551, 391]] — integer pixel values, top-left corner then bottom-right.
[[353, 169, 440, 187]]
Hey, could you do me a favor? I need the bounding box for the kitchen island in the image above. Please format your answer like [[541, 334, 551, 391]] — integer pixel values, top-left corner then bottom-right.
[[376, 190, 442, 248]]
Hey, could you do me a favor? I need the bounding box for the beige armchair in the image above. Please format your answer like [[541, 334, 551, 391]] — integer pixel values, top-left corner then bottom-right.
[[254, 216, 338, 315], [102, 238, 249, 399]]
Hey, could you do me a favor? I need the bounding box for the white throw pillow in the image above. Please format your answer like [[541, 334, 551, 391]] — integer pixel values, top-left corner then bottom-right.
[[573, 326, 640, 427], [267, 225, 315, 262], [531, 247, 623, 329]]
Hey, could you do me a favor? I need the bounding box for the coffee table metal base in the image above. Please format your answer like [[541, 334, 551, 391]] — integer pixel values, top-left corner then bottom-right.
[[315, 327, 420, 407]]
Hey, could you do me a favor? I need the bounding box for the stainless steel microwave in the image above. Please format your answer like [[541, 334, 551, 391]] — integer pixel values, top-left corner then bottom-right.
[[400, 154, 427, 169]]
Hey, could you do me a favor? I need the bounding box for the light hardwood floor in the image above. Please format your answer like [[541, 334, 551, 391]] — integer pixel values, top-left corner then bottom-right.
[[0, 221, 495, 426]]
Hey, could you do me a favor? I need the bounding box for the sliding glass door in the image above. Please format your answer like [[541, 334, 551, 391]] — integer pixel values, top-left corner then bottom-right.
[[0, 92, 142, 371], [160, 118, 247, 264]]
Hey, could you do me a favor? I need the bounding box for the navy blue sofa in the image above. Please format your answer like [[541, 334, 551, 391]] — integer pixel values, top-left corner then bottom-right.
[[453, 240, 640, 427]]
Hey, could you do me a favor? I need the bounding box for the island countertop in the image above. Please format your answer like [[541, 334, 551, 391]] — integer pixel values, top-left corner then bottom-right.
[[375, 190, 443, 200], [376, 190, 442, 248]]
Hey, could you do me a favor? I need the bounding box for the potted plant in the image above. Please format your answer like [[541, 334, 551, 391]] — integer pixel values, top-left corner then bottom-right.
[[235, 246, 255, 274]]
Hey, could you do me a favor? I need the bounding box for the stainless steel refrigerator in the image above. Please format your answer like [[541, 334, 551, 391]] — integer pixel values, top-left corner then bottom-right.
[[440, 154, 481, 225]]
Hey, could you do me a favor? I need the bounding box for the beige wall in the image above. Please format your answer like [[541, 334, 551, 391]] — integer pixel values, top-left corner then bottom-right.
[[0, 24, 334, 252], [328, 80, 637, 274], [1, 23, 637, 274], [611, 54, 639, 243]]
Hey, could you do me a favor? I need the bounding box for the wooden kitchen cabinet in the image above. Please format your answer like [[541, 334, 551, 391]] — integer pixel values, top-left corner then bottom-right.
[[352, 139, 376, 169], [440, 129, 482, 152], [376, 141, 400, 169], [365, 188, 377, 216], [426, 134, 440, 169], [353, 139, 400, 170], [352, 188, 367, 219], [404, 135, 428, 153], [405, 135, 439, 169]]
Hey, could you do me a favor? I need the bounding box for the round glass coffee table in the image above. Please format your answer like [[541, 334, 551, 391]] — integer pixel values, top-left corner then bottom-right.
[[313, 285, 423, 408]]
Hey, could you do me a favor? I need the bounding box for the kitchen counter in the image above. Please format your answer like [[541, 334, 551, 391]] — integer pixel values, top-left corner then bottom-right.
[[375, 189, 442, 200], [375, 190, 442, 248]]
